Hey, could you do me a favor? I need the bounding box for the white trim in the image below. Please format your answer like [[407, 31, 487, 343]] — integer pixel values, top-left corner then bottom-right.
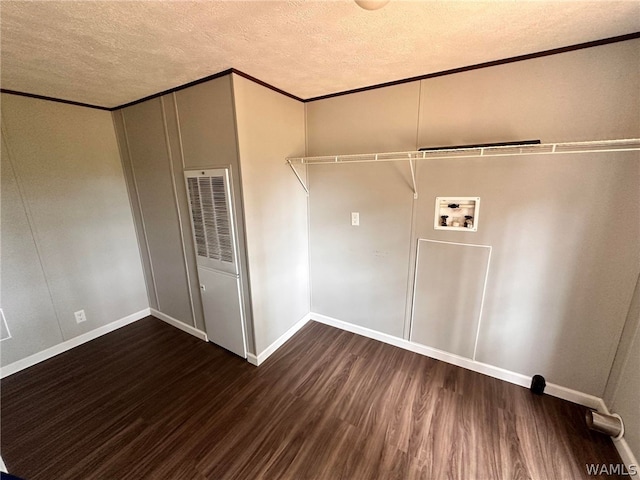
[[149, 308, 208, 342], [249, 313, 311, 366], [0, 309, 151, 379], [416, 238, 490, 249], [473, 245, 492, 360], [0, 454, 6, 473], [235, 271, 249, 358], [598, 403, 640, 478], [613, 437, 640, 480], [311, 312, 605, 410], [544, 383, 606, 410]]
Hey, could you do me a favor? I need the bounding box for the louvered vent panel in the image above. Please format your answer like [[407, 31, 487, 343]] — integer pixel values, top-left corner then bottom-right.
[[187, 175, 234, 263], [211, 177, 234, 262], [187, 177, 208, 257]]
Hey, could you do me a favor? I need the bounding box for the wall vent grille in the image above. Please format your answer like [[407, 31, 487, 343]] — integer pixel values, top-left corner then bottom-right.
[[187, 175, 233, 263]]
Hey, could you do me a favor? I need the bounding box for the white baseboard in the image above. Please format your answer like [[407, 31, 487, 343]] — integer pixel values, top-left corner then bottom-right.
[[613, 437, 640, 479], [600, 402, 640, 479], [0, 308, 151, 379], [248, 313, 311, 366], [544, 383, 606, 411], [149, 308, 208, 342], [310, 312, 604, 410]]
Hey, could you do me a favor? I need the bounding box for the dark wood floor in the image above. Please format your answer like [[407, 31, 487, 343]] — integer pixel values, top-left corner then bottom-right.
[[1, 317, 624, 479]]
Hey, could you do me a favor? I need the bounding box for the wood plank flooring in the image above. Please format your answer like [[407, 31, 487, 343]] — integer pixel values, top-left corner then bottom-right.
[[1, 317, 625, 479]]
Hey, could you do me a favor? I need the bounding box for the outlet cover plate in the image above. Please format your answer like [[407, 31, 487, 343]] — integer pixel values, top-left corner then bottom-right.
[[74, 310, 87, 323]]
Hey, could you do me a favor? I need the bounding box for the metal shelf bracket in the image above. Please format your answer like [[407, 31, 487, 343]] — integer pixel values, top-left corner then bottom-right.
[[287, 159, 309, 195], [408, 155, 418, 199]]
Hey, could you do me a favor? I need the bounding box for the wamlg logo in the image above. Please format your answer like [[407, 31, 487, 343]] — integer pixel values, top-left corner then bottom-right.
[[585, 463, 637, 476]]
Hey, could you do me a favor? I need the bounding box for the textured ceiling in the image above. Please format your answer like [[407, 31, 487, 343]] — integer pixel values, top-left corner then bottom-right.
[[1, 1, 639, 108]]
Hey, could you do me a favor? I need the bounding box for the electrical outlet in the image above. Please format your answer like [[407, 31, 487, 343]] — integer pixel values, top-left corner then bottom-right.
[[351, 212, 360, 226], [74, 309, 87, 323]]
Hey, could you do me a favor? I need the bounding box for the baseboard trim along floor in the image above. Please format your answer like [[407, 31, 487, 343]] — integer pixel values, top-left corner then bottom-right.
[[310, 312, 601, 409], [309, 312, 638, 476], [0, 308, 151, 379], [149, 308, 208, 342], [247, 313, 311, 366]]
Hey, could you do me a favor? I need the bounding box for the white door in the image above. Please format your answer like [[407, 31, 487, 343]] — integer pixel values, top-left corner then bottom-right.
[[185, 169, 246, 358]]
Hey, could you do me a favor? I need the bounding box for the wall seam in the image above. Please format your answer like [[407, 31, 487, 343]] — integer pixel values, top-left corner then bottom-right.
[[607, 316, 640, 408], [172, 91, 206, 329], [603, 273, 640, 406], [472, 246, 493, 362], [402, 192, 418, 340], [402, 81, 423, 339], [304, 102, 309, 156], [160, 96, 198, 329], [304, 101, 313, 315], [111, 111, 154, 311], [120, 113, 161, 310], [229, 74, 257, 355], [1, 120, 66, 340]]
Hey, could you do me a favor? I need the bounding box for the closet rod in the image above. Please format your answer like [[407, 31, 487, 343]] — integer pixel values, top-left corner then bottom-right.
[[287, 138, 640, 165]]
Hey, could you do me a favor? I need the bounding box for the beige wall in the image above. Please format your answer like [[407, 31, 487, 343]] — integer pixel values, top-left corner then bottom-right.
[[1, 94, 148, 366], [6, 37, 636, 399], [308, 162, 414, 338], [112, 112, 158, 310], [117, 98, 195, 326], [115, 75, 256, 351], [306, 82, 421, 155], [171, 77, 255, 348], [232, 74, 310, 354], [173, 78, 239, 169], [414, 153, 639, 395], [307, 39, 640, 155], [305, 38, 640, 396], [418, 39, 640, 147], [117, 73, 311, 356], [1, 135, 63, 361]]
